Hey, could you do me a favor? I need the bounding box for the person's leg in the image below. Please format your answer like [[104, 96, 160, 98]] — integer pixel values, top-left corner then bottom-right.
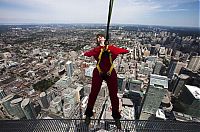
[[85, 68, 103, 118], [106, 69, 121, 119]]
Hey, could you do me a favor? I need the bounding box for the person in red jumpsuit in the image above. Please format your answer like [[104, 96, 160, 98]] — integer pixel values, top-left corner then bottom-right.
[[84, 34, 129, 129]]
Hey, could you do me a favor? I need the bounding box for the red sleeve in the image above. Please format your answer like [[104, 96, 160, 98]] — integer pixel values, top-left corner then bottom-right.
[[84, 46, 101, 57], [108, 45, 129, 55]]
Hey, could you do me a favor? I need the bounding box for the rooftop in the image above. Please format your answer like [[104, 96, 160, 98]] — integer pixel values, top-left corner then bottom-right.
[[185, 85, 200, 99]]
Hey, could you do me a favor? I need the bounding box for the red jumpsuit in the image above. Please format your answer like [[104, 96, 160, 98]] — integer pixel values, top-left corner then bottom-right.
[[84, 44, 129, 119]]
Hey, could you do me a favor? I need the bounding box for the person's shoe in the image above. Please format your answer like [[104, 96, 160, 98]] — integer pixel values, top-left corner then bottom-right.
[[85, 116, 91, 126], [114, 118, 121, 130]]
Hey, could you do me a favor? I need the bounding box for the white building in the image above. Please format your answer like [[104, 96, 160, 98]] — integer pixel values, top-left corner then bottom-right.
[[85, 65, 95, 77], [150, 74, 168, 89], [66, 61, 73, 78]]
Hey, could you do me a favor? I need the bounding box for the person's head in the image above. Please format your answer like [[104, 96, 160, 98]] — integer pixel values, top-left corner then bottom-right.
[[96, 34, 106, 46]]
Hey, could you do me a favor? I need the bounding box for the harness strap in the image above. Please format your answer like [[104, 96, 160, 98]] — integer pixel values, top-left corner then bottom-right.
[[96, 45, 114, 76]]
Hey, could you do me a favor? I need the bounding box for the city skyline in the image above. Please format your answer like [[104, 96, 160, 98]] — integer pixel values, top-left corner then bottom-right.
[[0, 0, 199, 27]]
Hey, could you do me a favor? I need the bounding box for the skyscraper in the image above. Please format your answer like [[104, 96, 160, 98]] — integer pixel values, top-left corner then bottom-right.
[[173, 74, 190, 97], [187, 56, 200, 72], [10, 98, 25, 119], [21, 98, 36, 119], [153, 61, 163, 75], [66, 61, 73, 78], [39, 92, 49, 109], [150, 74, 168, 89], [168, 58, 178, 78], [49, 96, 62, 114], [117, 74, 126, 92], [1, 94, 16, 116], [179, 85, 200, 117], [140, 85, 166, 119]]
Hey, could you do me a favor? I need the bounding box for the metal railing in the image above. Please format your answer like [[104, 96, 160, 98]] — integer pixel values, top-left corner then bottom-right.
[[0, 119, 200, 132]]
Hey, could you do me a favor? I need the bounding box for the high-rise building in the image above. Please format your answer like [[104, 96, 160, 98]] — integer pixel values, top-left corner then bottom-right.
[[10, 98, 25, 119], [62, 89, 76, 106], [128, 80, 142, 92], [39, 92, 49, 109], [21, 98, 36, 119], [140, 85, 166, 119], [66, 61, 73, 78], [159, 47, 165, 57], [187, 56, 200, 72], [153, 61, 163, 75], [173, 74, 190, 97], [49, 96, 62, 114], [174, 62, 187, 75], [0, 89, 6, 99], [1, 94, 16, 116], [84, 65, 95, 77], [150, 74, 168, 89], [179, 85, 200, 117], [117, 74, 126, 92], [168, 58, 178, 78], [179, 68, 200, 88]]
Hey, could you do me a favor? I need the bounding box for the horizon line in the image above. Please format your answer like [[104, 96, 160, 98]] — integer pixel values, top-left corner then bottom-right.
[[0, 22, 199, 29]]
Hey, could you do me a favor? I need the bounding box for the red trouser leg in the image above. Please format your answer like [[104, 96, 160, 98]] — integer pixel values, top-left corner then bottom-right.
[[106, 69, 121, 119], [85, 68, 103, 117]]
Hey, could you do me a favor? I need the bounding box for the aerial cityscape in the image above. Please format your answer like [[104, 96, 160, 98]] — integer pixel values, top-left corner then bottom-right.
[[0, 0, 199, 131], [0, 24, 199, 131]]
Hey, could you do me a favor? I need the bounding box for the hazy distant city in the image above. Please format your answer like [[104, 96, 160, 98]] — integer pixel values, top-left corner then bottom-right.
[[0, 24, 200, 130]]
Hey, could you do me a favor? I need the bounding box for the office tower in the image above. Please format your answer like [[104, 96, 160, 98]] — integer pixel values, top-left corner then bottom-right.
[[153, 61, 163, 75], [62, 89, 75, 106], [150, 74, 168, 89], [0, 89, 6, 99], [128, 80, 142, 92], [168, 58, 187, 78], [174, 62, 187, 75], [140, 85, 166, 119], [10, 98, 25, 119], [85, 65, 95, 77], [21, 98, 36, 119], [117, 74, 126, 92], [1, 94, 16, 116], [39, 92, 49, 109], [159, 47, 165, 57], [173, 74, 190, 97], [187, 56, 200, 72], [55, 76, 71, 88], [179, 68, 200, 87], [168, 58, 178, 78], [140, 74, 168, 119], [49, 96, 62, 114], [66, 61, 73, 78], [179, 85, 200, 117], [46, 90, 56, 102], [174, 50, 181, 59]]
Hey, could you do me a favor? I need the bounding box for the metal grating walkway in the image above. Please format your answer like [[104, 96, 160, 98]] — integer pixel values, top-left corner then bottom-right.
[[0, 119, 200, 132]]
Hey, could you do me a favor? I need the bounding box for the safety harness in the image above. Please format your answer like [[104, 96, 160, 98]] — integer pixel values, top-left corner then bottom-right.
[[96, 0, 115, 77], [96, 45, 114, 76]]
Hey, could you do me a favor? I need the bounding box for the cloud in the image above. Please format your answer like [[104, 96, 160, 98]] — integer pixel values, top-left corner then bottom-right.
[[0, 0, 198, 27], [159, 9, 188, 12]]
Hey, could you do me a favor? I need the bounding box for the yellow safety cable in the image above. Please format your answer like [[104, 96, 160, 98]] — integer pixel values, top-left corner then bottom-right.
[[96, 45, 114, 76]]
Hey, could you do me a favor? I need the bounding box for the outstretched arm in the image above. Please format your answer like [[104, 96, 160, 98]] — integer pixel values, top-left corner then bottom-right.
[[109, 45, 129, 55], [84, 46, 100, 57]]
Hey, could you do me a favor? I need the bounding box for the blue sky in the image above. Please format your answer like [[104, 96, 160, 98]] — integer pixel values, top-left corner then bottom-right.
[[0, 0, 199, 27]]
